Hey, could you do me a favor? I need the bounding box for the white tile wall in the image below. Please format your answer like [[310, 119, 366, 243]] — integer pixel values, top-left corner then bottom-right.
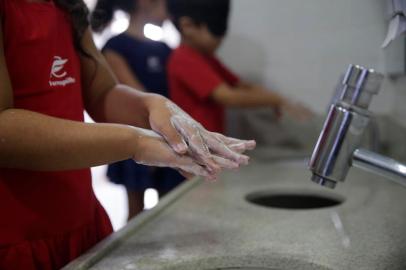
[[218, 0, 398, 115]]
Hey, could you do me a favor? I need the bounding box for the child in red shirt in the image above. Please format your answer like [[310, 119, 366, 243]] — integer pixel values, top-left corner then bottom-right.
[[167, 0, 312, 133]]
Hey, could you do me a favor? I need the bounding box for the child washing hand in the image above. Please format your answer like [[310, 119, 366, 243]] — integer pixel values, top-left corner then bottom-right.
[[132, 96, 256, 180], [91, 0, 256, 218], [0, 1, 255, 269], [166, 0, 314, 135]]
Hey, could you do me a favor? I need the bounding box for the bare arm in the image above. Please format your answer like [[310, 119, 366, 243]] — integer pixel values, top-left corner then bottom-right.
[[0, 111, 141, 170], [211, 83, 284, 108], [212, 81, 314, 121], [103, 50, 146, 90], [235, 81, 275, 94], [80, 29, 154, 128], [235, 81, 261, 92], [78, 28, 257, 177], [0, 106, 209, 176]]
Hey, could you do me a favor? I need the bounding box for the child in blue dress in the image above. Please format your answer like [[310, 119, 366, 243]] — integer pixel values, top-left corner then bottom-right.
[[91, 0, 184, 219]]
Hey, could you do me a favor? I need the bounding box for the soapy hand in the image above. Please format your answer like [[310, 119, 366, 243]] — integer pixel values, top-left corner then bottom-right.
[[146, 96, 256, 180], [132, 128, 211, 179]]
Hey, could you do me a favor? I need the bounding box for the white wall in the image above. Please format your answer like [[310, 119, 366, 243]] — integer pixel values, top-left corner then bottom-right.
[[218, 0, 400, 115]]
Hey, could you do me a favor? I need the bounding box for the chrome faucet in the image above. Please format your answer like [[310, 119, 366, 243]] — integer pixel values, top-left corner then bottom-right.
[[309, 65, 406, 189]]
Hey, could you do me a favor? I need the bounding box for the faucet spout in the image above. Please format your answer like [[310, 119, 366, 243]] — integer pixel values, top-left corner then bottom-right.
[[309, 64, 406, 189], [311, 174, 337, 189], [353, 149, 406, 187]]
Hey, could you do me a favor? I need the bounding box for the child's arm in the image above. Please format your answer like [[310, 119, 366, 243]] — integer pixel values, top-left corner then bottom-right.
[[0, 108, 210, 177], [103, 50, 146, 91], [79, 29, 149, 128], [0, 20, 210, 177], [211, 83, 285, 108], [235, 81, 274, 93], [79, 28, 255, 171], [212, 82, 314, 121]]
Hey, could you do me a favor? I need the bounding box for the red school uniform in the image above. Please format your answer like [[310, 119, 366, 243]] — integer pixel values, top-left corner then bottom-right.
[[168, 44, 240, 133], [0, 1, 112, 270]]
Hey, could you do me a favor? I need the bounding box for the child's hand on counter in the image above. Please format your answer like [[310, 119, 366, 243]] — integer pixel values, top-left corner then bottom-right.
[[132, 128, 213, 179], [281, 100, 315, 122], [145, 95, 256, 179]]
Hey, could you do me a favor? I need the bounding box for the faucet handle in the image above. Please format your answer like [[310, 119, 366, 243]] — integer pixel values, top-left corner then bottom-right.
[[339, 65, 384, 109]]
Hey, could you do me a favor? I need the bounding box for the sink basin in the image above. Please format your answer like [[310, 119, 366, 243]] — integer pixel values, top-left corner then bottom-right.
[[63, 163, 406, 270], [163, 256, 333, 270], [246, 189, 345, 210]]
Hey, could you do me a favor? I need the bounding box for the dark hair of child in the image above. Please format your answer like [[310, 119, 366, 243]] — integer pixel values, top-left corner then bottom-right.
[[166, 0, 230, 37], [90, 0, 138, 32]]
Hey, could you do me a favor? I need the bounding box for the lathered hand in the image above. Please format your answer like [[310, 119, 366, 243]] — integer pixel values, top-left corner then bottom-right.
[[147, 96, 256, 180]]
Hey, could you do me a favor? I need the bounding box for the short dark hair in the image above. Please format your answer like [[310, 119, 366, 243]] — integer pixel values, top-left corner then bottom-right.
[[166, 0, 231, 37], [91, 0, 138, 32]]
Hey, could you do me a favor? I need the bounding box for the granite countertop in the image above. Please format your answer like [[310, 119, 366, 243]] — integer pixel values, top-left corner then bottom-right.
[[64, 158, 406, 270]]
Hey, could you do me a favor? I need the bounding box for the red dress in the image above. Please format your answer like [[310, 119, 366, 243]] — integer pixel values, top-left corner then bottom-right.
[[0, 1, 113, 269], [168, 44, 240, 133]]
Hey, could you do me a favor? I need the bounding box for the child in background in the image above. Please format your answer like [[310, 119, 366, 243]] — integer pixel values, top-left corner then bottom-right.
[[166, 0, 312, 134], [91, 0, 184, 219]]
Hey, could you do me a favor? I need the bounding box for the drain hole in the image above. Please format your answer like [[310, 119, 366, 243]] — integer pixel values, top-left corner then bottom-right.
[[246, 191, 344, 210]]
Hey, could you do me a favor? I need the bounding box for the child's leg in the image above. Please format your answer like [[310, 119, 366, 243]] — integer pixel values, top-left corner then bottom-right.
[[126, 189, 145, 220]]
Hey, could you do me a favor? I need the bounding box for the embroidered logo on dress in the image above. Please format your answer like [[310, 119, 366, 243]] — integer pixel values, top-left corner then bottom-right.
[[49, 56, 76, 87]]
